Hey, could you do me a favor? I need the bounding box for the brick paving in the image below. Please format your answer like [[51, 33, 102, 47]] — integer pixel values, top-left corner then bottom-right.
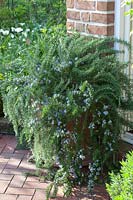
[[0, 135, 109, 200]]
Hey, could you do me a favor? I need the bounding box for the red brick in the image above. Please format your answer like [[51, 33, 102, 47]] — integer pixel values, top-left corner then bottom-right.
[[0, 180, 10, 193], [0, 143, 6, 148], [12, 153, 25, 159], [3, 145, 15, 153], [17, 195, 32, 200], [0, 174, 13, 181], [24, 153, 32, 159], [67, 21, 75, 31], [76, 0, 96, 10], [0, 157, 9, 162], [97, 2, 115, 11], [10, 175, 26, 187], [0, 152, 13, 159], [0, 194, 17, 200], [23, 181, 50, 189], [6, 187, 35, 195], [0, 153, 24, 159], [6, 158, 21, 169], [81, 12, 90, 22], [87, 25, 114, 36], [2, 168, 35, 175], [14, 150, 30, 155], [32, 189, 46, 200], [67, 11, 80, 20], [26, 176, 40, 182], [66, 0, 74, 8], [91, 13, 114, 24], [76, 23, 85, 32], [0, 135, 16, 144], [18, 159, 36, 171], [0, 162, 8, 173], [2, 168, 24, 175], [0, 147, 3, 153]]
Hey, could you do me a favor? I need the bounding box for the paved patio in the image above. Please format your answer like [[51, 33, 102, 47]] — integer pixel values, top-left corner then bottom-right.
[[0, 135, 109, 200]]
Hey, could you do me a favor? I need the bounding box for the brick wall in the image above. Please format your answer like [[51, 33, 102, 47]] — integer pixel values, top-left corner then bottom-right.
[[66, 0, 115, 36]]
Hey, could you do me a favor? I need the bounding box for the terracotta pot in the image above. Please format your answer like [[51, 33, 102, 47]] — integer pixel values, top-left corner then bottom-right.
[[66, 112, 92, 166]]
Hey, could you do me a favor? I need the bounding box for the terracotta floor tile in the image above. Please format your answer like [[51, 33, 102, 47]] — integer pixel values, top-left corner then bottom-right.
[[26, 176, 40, 182], [0, 147, 3, 154], [0, 174, 13, 181], [0, 135, 109, 200], [0, 194, 17, 200], [0, 153, 24, 159], [0, 157, 9, 162], [0, 162, 7, 173], [2, 168, 35, 175], [32, 189, 46, 200], [14, 150, 30, 155], [6, 187, 35, 196], [23, 181, 50, 189], [3, 145, 16, 153], [17, 195, 32, 200], [0, 180, 10, 193], [2, 168, 25, 175], [0, 153, 12, 159], [18, 159, 36, 171], [10, 175, 26, 187], [6, 158, 22, 169]]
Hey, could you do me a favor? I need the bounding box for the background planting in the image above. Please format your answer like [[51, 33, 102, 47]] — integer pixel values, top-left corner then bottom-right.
[[0, 28, 133, 197]]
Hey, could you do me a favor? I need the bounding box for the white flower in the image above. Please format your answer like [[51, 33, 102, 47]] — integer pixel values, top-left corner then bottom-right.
[[97, 167, 101, 171], [10, 33, 14, 38], [110, 148, 113, 151], [64, 109, 67, 113], [79, 155, 85, 160], [57, 121, 61, 126], [4, 30, 9, 35], [8, 43, 11, 47], [108, 120, 112, 124], [89, 167, 94, 172], [26, 28, 30, 32], [22, 32, 28, 38], [103, 105, 109, 110], [89, 122, 95, 129], [103, 111, 109, 116], [69, 61, 72, 65], [0, 30, 9, 35], [104, 130, 110, 136], [15, 27, 23, 33], [19, 23, 25, 26], [98, 111, 101, 116], [11, 27, 15, 32], [102, 120, 106, 124], [102, 120, 106, 127]]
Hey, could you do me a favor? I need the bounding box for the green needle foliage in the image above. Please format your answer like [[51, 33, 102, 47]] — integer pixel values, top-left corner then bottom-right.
[[0, 28, 133, 198], [106, 151, 133, 200]]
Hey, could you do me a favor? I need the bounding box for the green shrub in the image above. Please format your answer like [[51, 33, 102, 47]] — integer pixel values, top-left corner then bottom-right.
[[0, 28, 133, 198], [0, 0, 66, 27], [106, 151, 133, 200], [0, 7, 13, 27]]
